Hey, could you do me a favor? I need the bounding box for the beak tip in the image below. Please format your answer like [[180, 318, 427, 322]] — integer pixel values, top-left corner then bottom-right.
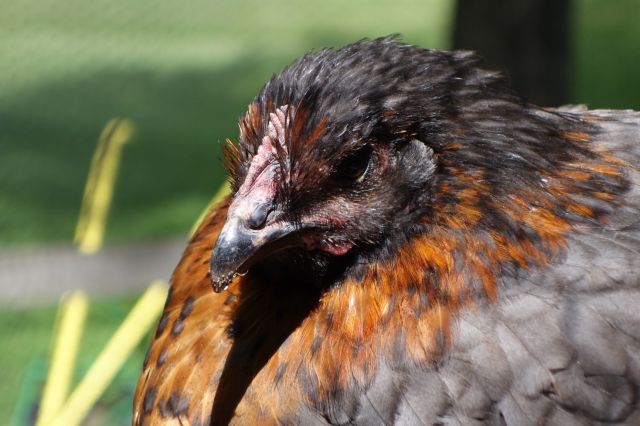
[[211, 284, 228, 293], [209, 212, 296, 294], [209, 268, 234, 293]]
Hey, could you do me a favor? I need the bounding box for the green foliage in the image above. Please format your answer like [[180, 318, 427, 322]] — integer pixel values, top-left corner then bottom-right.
[[0, 296, 150, 425]]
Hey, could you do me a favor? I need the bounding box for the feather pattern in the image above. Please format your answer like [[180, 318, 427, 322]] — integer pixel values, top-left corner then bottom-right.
[[134, 37, 640, 425]]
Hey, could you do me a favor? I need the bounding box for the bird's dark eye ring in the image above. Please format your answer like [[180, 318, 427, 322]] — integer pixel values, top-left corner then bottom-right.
[[335, 145, 373, 182]]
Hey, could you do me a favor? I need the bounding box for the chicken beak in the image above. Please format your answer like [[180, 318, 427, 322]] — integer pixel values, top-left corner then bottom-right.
[[211, 125, 299, 292], [209, 213, 298, 292]]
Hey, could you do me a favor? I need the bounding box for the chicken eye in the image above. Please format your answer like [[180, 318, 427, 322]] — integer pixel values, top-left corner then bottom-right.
[[335, 145, 373, 182]]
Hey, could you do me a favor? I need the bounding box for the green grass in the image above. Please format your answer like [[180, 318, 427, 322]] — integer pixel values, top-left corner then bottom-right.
[[0, 0, 454, 246], [0, 295, 151, 424], [574, 0, 640, 109]]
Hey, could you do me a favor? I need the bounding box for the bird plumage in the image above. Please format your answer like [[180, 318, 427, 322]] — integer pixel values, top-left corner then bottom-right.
[[134, 37, 640, 425]]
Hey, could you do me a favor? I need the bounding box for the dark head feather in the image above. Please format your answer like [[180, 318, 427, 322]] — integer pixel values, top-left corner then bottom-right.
[[224, 35, 627, 271]]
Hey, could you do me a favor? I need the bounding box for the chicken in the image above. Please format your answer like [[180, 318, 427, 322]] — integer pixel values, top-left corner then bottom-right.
[[133, 37, 640, 425]]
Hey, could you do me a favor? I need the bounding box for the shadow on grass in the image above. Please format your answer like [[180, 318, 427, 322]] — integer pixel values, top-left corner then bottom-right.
[[0, 55, 290, 245]]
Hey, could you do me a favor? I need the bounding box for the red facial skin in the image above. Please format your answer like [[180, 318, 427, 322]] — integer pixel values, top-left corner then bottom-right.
[[229, 106, 360, 258], [302, 232, 354, 255]]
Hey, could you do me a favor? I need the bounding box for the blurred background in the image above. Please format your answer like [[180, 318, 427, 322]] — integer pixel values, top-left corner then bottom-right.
[[0, 0, 638, 424]]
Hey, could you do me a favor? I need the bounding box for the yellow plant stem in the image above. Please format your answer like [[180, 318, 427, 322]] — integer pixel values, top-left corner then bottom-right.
[[47, 281, 168, 426], [36, 291, 88, 426], [74, 119, 135, 254]]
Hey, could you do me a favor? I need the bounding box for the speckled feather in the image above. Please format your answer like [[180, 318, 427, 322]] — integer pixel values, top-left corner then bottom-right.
[[134, 37, 640, 425]]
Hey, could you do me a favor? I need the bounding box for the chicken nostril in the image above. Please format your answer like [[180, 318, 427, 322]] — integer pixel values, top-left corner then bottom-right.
[[247, 203, 272, 230]]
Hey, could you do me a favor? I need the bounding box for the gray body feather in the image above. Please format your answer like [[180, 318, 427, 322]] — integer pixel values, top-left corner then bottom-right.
[[365, 109, 640, 425]]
